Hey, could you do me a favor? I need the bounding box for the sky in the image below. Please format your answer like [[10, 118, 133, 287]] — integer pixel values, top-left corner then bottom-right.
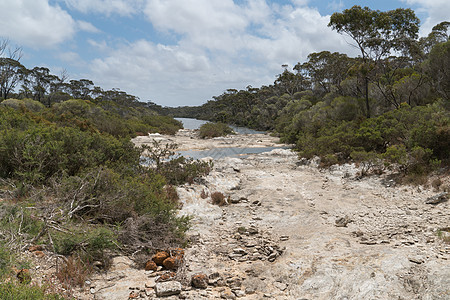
[[0, 0, 449, 107]]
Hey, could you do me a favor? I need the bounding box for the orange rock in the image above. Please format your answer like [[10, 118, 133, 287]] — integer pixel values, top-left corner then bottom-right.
[[156, 272, 177, 282], [145, 260, 157, 271], [33, 251, 45, 258], [128, 291, 139, 299], [191, 273, 208, 289], [29, 245, 44, 252], [162, 257, 177, 270], [170, 248, 185, 258], [152, 251, 169, 265]]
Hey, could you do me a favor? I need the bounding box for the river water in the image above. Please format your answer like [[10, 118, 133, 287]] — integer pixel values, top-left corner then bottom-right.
[[174, 118, 287, 159], [175, 118, 265, 134]]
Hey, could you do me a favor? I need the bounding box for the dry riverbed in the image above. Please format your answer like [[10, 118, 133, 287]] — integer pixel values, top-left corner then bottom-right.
[[52, 130, 450, 299]]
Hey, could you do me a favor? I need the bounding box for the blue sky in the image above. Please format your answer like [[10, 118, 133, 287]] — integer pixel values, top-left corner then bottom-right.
[[0, 0, 448, 106]]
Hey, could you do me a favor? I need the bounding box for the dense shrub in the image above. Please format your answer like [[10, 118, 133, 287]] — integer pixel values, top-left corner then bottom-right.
[[198, 122, 234, 138]]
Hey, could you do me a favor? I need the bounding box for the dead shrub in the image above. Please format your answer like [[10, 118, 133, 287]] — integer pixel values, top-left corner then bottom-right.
[[211, 192, 227, 206], [200, 189, 208, 199], [56, 255, 92, 289]]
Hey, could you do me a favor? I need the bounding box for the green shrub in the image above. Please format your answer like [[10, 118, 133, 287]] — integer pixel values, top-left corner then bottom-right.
[[199, 122, 234, 138], [0, 282, 65, 300], [1, 98, 45, 112]]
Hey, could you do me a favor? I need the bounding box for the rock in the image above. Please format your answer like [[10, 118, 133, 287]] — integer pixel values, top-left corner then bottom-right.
[[247, 227, 258, 235], [273, 281, 287, 291], [153, 251, 170, 265], [221, 290, 236, 299], [408, 256, 425, 264], [145, 260, 158, 271], [33, 250, 45, 258], [155, 281, 182, 297], [233, 248, 247, 255], [208, 272, 222, 286], [280, 235, 289, 241], [335, 216, 350, 227], [145, 278, 156, 289], [425, 192, 448, 204], [29, 245, 44, 252], [191, 273, 208, 289], [128, 291, 139, 299], [156, 272, 177, 282], [233, 290, 246, 297], [162, 257, 177, 270]]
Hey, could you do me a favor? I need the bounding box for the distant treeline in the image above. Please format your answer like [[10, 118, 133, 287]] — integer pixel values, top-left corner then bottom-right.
[[164, 6, 449, 179]]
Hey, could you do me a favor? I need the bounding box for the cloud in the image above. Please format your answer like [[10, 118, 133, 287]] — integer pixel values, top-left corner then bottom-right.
[[77, 20, 101, 33], [63, 0, 144, 16], [57, 51, 83, 64], [87, 1, 351, 106], [403, 0, 450, 34], [0, 0, 76, 48]]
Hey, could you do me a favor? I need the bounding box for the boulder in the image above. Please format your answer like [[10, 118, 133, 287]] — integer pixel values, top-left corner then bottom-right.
[[152, 251, 169, 265], [155, 281, 182, 297]]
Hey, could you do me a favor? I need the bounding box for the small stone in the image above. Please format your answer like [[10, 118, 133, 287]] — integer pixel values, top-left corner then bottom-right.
[[273, 281, 287, 291], [280, 235, 289, 241], [145, 260, 158, 271], [233, 290, 246, 297], [191, 273, 208, 289], [221, 290, 236, 299], [233, 248, 247, 255], [335, 216, 350, 227], [90, 288, 96, 294], [425, 192, 448, 204], [145, 279, 156, 289], [29, 245, 44, 252], [409, 256, 425, 264], [153, 251, 170, 265], [33, 251, 45, 258], [155, 281, 182, 297]]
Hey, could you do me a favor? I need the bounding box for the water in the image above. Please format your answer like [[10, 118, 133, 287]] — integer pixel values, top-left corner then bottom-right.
[[175, 118, 265, 134], [171, 118, 287, 160], [178, 146, 289, 160]]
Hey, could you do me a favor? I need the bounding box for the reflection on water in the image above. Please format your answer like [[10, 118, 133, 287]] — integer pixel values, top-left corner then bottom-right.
[[175, 118, 265, 134]]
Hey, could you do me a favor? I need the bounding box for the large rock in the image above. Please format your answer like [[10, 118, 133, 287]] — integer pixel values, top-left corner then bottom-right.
[[155, 281, 182, 297], [152, 251, 170, 265]]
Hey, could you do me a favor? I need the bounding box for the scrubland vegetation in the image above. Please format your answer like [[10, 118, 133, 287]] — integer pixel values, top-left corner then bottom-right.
[[198, 122, 234, 139], [0, 52, 210, 296]]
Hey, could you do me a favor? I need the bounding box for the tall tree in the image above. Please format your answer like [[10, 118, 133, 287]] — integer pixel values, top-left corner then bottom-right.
[[0, 39, 24, 100], [328, 6, 420, 116]]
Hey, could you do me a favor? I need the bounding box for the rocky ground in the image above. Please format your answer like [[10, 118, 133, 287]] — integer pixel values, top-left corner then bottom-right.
[[27, 130, 450, 299]]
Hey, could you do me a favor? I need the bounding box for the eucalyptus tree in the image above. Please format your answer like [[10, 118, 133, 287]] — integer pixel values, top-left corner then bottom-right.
[[329, 5, 420, 116], [0, 39, 24, 100]]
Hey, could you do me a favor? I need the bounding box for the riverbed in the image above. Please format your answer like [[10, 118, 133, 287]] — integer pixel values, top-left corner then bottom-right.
[[129, 127, 450, 299]]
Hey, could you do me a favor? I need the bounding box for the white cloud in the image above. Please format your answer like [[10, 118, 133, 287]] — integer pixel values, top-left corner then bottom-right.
[[403, 0, 450, 34], [87, 1, 351, 106], [77, 20, 101, 33], [0, 0, 76, 48], [57, 51, 82, 63], [63, 0, 144, 16]]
